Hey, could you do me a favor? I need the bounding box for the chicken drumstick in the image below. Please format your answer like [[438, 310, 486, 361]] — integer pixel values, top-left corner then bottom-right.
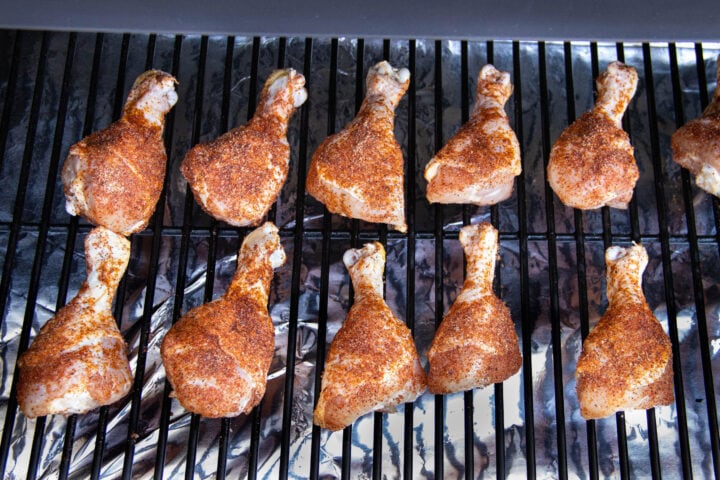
[[671, 55, 720, 197], [161, 222, 286, 417], [425, 65, 521, 206], [313, 242, 426, 431], [17, 227, 133, 418], [576, 244, 674, 419], [306, 61, 409, 232], [62, 70, 177, 236], [427, 223, 521, 393], [181, 69, 307, 226], [547, 61, 639, 210]]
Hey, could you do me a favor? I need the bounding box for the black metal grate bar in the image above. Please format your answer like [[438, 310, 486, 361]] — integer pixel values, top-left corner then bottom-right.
[[278, 36, 312, 479], [487, 41, 509, 480], [246, 35, 264, 480], [638, 42, 682, 480], [215, 35, 236, 480], [512, 39, 536, 480], [667, 42, 711, 480], [153, 35, 186, 480], [538, 40, 569, 480], [308, 36, 338, 480], [404, 38, 418, 480], [6, 31, 52, 480], [0, 32, 51, 471], [563, 40, 599, 480], [178, 35, 210, 480], [370, 39, 392, 480], [433, 38, 445, 480], [666, 44, 698, 480], [587, 41, 632, 480], [693, 42, 720, 478], [90, 33, 142, 480], [57, 31, 110, 480], [458, 39, 476, 480], [0, 30, 20, 177]]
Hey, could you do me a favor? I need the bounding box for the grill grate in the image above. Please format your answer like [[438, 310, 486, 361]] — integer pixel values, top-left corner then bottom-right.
[[0, 31, 719, 479]]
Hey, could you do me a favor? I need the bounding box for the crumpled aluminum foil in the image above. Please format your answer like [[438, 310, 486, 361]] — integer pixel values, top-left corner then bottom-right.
[[1, 32, 719, 479]]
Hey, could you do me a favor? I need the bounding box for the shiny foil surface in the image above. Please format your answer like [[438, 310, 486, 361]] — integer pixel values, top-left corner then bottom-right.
[[0, 32, 719, 479]]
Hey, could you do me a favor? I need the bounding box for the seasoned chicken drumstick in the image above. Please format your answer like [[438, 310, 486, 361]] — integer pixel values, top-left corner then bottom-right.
[[547, 61, 639, 210], [62, 70, 177, 236], [427, 223, 521, 393], [307, 61, 409, 232], [576, 244, 673, 420], [425, 65, 521, 206], [314, 242, 426, 431], [161, 222, 285, 417], [17, 227, 133, 418], [181, 69, 307, 226], [672, 55, 720, 197]]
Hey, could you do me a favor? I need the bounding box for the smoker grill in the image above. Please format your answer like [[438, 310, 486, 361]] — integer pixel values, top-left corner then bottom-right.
[[0, 31, 719, 479]]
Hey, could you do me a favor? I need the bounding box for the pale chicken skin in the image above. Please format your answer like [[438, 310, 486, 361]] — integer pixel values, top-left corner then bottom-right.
[[672, 55, 720, 197], [427, 223, 521, 394], [576, 244, 673, 420], [314, 242, 426, 431], [161, 222, 286, 418], [17, 227, 133, 418], [181, 69, 307, 226], [62, 70, 178, 236], [306, 61, 409, 232], [547, 61, 639, 210], [425, 65, 521, 206]]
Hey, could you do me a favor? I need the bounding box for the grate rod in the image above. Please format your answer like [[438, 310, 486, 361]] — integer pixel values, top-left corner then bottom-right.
[[692, 42, 720, 479], [245, 35, 264, 480], [512, 39, 536, 480], [0, 30, 21, 176], [308, 37, 339, 480], [278, 36, 313, 479], [562, 40, 600, 480], [538, 41, 569, 480], [639, 41, 693, 479], [433, 39, 446, 480], [7, 31, 52, 480], [215, 34, 235, 479], [403, 37, 418, 480]]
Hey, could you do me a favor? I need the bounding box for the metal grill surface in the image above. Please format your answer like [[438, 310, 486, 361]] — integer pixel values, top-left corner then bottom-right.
[[0, 31, 719, 479]]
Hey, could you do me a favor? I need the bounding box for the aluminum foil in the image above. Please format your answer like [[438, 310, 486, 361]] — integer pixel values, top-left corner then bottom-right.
[[1, 32, 720, 479]]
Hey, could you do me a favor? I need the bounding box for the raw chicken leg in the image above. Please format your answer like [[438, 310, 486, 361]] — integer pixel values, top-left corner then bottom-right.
[[427, 223, 521, 393], [547, 61, 639, 210], [62, 70, 178, 235], [306, 61, 409, 232], [313, 242, 426, 431], [576, 244, 674, 419], [17, 227, 133, 418], [425, 65, 521, 205], [671, 55, 720, 197], [181, 69, 307, 226], [161, 222, 286, 417]]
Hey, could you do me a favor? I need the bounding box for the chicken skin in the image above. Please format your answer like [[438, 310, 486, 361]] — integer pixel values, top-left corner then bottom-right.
[[306, 61, 409, 232], [62, 70, 178, 236], [425, 65, 521, 206], [161, 222, 286, 418], [427, 223, 521, 394], [547, 61, 639, 210], [313, 242, 426, 431], [671, 55, 720, 197], [576, 244, 673, 420], [181, 69, 307, 226], [17, 227, 133, 418]]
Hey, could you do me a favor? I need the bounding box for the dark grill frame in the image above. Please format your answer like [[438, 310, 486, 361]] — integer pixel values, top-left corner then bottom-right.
[[0, 31, 719, 479]]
